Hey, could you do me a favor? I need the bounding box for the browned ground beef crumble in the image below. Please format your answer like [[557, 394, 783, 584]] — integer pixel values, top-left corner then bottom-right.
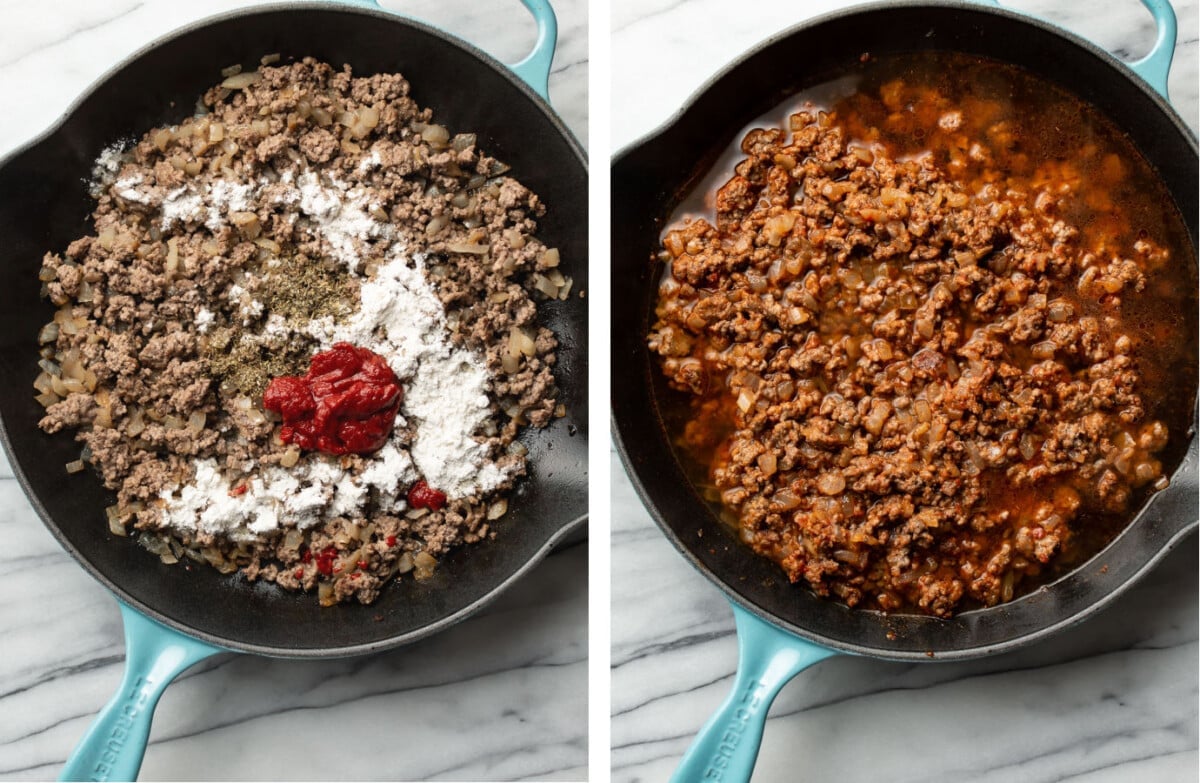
[[35, 58, 571, 605], [649, 54, 1194, 617]]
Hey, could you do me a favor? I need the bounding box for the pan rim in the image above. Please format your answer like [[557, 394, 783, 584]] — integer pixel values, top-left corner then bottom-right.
[[611, 0, 1199, 661], [0, 0, 589, 658], [0, 1, 588, 177], [612, 0, 1198, 165]]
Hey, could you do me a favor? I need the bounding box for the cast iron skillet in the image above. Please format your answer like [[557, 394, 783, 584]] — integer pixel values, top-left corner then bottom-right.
[[0, 1, 587, 779], [611, 0, 1196, 779]]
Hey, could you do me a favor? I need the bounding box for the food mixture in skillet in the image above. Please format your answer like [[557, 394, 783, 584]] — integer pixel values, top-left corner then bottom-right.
[[35, 57, 573, 605], [648, 52, 1196, 617]]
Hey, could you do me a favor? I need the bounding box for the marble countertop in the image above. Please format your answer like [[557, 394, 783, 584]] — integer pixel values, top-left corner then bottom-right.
[[0, 0, 587, 781], [610, 1, 1198, 782]]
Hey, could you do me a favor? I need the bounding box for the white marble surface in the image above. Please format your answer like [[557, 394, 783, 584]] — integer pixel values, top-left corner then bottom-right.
[[611, 1, 1199, 782], [0, 1, 587, 781]]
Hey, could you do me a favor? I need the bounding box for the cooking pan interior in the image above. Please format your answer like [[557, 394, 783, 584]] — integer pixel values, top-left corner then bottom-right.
[[0, 4, 588, 656], [611, 2, 1197, 659]]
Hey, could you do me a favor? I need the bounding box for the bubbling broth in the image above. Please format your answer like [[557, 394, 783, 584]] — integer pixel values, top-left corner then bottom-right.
[[647, 51, 1196, 617]]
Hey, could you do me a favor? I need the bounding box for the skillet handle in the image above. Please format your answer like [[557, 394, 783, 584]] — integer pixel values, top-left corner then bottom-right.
[[58, 603, 223, 782], [978, 0, 1176, 99], [507, 0, 559, 102], [341, 0, 558, 101], [671, 603, 838, 783], [1127, 0, 1176, 99]]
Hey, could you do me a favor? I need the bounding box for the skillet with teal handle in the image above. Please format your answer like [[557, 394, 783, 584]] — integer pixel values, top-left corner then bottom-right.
[[610, 1, 1197, 780], [0, 1, 588, 779]]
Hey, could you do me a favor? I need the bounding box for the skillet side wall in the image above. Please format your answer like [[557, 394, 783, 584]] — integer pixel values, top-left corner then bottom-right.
[[0, 7, 588, 655], [611, 4, 1198, 659]]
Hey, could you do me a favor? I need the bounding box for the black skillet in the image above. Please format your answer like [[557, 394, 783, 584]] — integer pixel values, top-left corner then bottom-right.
[[610, 1, 1196, 779], [0, 1, 587, 779]]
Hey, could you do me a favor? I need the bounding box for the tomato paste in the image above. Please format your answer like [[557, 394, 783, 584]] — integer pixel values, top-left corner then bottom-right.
[[263, 342, 402, 455], [407, 479, 447, 511]]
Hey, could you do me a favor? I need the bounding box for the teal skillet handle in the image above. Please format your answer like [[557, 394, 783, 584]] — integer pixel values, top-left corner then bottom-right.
[[972, 0, 1176, 99], [342, 0, 558, 101], [1127, 0, 1176, 100], [58, 603, 223, 782], [671, 603, 839, 783], [507, 0, 558, 102]]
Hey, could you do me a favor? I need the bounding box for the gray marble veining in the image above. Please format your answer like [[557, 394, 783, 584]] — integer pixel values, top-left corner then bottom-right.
[[0, 0, 587, 780], [610, 1, 1198, 781]]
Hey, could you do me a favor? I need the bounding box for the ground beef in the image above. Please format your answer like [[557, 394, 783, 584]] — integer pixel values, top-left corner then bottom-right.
[[34, 58, 570, 605], [648, 53, 1193, 617]]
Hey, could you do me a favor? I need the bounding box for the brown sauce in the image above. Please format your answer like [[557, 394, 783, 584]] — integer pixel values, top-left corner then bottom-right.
[[648, 51, 1196, 616]]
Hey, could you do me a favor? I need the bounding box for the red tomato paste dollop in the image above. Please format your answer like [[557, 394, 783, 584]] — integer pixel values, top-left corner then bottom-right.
[[407, 480, 447, 511], [263, 342, 402, 455]]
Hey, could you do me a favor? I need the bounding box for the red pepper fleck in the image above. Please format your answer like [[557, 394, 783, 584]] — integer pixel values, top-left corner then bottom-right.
[[315, 546, 338, 576], [351, 572, 361, 580], [301, 548, 313, 564], [263, 342, 403, 456], [293, 567, 304, 579], [407, 480, 447, 511], [357, 560, 369, 570], [386, 535, 397, 547], [229, 483, 248, 497]]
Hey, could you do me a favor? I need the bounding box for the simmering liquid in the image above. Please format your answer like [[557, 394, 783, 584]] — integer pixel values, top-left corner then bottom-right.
[[648, 51, 1196, 616]]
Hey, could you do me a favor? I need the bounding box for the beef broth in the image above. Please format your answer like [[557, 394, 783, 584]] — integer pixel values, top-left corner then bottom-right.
[[647, 52, 1196, 617]]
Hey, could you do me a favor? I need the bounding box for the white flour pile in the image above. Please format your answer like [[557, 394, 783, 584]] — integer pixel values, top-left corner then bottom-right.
[[150, 165, 513, 540]]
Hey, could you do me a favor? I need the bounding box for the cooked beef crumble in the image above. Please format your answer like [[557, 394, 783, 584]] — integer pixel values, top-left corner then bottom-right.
[[649, 54, 1195, 617], [35, 58, 571, 605]]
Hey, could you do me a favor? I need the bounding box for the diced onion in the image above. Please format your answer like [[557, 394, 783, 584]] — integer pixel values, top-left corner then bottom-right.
[[413, 551, 437, 580], [126, 409, 146, 437], [757, 453, 778, 476], [533, 273, 559, 298], [221, 71, 260, 89], [106, 505, 127, 536], [93, 405, 113, 429], [509, 327, 536, 358], [421, 125, 449, 147], [817, 472, 846, 495], [446, 242, 489, 255]]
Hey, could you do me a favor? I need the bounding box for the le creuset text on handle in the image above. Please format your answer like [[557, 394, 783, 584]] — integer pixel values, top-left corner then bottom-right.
[[58, 604, 223, 782], [670, 605, 838, 783]]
